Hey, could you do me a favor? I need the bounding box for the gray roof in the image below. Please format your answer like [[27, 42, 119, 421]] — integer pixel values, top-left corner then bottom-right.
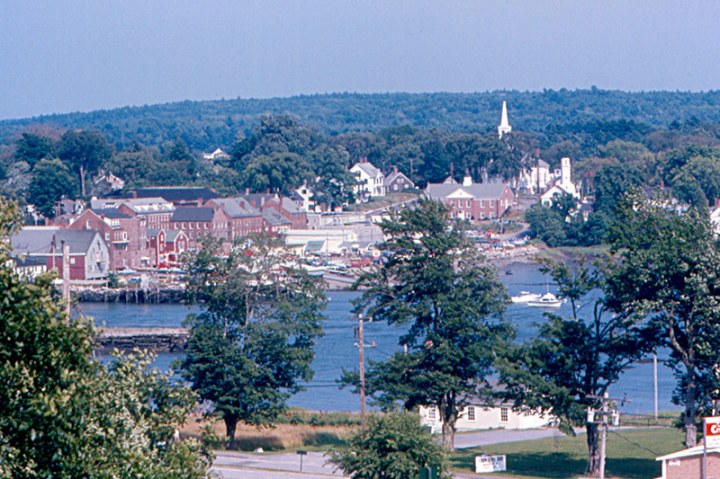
[[93, 207, 132, 219], [146, 228, 183, 242], [352, 162, 383, 178], [262, 209, 292, 227], [385, 169, 414, 187], [425, 182, 510, 200], [212, 198, 262, 218], [11, 228, 101, 256], [171, 207, 216, 222]]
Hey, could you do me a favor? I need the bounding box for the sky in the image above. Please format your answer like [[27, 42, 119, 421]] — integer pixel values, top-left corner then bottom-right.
[[1, 0, 720, 120]]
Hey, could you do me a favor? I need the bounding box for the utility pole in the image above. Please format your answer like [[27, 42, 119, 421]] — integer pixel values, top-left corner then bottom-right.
[[62, 241, 71, 321], [654, 353, 659, 420], [357, 313, 366, 429], [587, 393, 625, 479]]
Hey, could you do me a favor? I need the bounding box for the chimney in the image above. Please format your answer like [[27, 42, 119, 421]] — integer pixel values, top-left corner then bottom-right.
[[393, 166, 398, 174], [245, 188, 250, 195]]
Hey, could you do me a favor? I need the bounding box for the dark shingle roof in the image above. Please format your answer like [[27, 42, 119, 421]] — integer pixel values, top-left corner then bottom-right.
[[134, 187, 218, 203], [170, 207, 215, 222], [93, 207, 132, 219]]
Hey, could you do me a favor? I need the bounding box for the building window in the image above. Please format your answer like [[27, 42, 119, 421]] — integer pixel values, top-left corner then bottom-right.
[[428, 408, 436, 420], [500, 407, 509, 422], [468, 406, 476, 421], [466, 200, 471, 207]]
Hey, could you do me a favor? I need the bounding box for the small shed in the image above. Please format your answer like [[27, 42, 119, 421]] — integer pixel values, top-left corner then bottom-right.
[[656, 445, 720, 479]]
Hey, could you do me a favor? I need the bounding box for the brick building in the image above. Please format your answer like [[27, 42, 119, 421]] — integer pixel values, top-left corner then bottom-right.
[[68, 208, 149, 271], [425, 180, 514, 220], [167, 206, 230, 249]]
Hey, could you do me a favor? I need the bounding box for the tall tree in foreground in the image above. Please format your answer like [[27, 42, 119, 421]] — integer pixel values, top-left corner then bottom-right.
[[328, 413, 448, 479], [348, 198, 511, 450], [499, 259, 653, 476], [180, 234, 326, 448], [0, 198, 212, 478], [605, 194, 720, 447]]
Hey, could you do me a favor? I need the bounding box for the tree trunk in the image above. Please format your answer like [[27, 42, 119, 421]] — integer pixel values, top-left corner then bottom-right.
[[586, 422, 601, 476], [685, 372, 698, 447], [440, 397, 457, 451], [224, 416, 238, 450]]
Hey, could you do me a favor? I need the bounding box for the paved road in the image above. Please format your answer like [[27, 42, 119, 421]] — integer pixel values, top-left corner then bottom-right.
[[210, 428, 566, 479]]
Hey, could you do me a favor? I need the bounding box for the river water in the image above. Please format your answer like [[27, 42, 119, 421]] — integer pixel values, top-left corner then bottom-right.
[[76, 262, 679, 415]]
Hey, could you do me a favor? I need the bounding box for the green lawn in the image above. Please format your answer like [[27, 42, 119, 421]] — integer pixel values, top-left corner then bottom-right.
[[450, 428, 684, 479]]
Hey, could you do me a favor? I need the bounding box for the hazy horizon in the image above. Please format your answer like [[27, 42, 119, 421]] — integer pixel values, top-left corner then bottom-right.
[[3, 0, 720, 120]]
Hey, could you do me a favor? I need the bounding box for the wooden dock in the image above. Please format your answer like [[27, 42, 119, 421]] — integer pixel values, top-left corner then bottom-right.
[[95, 327, 189, 353]]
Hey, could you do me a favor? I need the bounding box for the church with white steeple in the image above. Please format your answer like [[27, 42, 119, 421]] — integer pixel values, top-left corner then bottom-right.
[[498, 101, 512, 139]]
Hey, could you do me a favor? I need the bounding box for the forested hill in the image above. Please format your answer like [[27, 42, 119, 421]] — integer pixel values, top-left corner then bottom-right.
[[3, 90, 720, 151]]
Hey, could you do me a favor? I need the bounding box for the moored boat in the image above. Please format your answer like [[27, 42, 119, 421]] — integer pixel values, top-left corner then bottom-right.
[[510, 291, 543, 303], [527, 292, 563, 308]]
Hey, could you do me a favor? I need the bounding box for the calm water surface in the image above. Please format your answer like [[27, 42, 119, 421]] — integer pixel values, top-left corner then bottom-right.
[[77, 263, 679, 414]]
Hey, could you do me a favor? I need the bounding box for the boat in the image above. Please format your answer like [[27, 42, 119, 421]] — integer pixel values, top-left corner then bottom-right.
[[527, 292, 564, 308], [510, 291, 542, 303]]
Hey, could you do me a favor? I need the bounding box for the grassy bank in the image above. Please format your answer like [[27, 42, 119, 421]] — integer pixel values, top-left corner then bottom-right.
[[450, 427, 683, 479], [180, 410, 359, 451]]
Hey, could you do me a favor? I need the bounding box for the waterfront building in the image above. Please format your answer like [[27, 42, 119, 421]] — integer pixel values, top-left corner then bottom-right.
[[67, 208, 150, 271], [11, 227, 109, 280]]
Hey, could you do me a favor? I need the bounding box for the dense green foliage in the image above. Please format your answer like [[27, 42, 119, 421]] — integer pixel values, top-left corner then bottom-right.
[[499, 259, 653, 475], [0, 198, 212, 478], [179, 234, 327, 448], [5, 90, 720, 151], [347, 199, 511, 450], [604, 196, 720, 447], [328, 412, 448, 479]]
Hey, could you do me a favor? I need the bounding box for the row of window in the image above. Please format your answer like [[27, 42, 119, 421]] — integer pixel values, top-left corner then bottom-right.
[[427, 406, 509, 422]]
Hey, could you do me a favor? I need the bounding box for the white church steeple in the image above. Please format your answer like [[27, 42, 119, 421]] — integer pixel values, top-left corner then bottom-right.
[[498, 101, 512, 139]]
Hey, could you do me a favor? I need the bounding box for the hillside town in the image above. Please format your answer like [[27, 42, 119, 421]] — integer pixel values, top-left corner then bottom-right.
[[9, 104, 579, 287]]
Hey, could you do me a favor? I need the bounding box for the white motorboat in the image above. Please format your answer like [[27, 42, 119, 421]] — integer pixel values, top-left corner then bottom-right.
[[527, 292, 564, 308], [510, 291, 543, 303]]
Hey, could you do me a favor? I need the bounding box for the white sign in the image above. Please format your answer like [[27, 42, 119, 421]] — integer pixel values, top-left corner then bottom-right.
[[475, 455, 507, 473], [704, 416, 720, 448]]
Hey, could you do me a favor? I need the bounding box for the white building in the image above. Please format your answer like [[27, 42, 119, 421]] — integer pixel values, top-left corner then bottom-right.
[[541, 157, 580, 206], [350, 160, 386, 201], [284, 229, 359, 256], [498, 101, 512, 139], [518, 159, 552, 194], [419, 402, 553, 433]]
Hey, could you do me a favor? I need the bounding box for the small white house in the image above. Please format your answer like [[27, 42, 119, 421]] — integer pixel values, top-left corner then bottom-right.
[[541, 158, 580, 207], [419, 403, 553, 433], [350, 159, 385, 200]]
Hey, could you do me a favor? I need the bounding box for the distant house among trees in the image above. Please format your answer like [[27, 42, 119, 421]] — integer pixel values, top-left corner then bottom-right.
[[384, 166, 415, 193], [350, 159, 386, 201]]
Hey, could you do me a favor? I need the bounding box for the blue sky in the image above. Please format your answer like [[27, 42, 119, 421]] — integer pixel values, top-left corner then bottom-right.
[[1, 0, 719, 120]]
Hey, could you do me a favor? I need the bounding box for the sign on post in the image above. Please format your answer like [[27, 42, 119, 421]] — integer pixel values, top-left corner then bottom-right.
[[475, 455, 507, 473], [705, 417, 720, 448]]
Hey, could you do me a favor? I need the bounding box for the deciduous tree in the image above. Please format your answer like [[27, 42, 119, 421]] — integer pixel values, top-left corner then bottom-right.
[[328, 413, 448, 479], [605, 195, 720, 446], [499, 259, 653, 475], [179, 234, 326, 448]]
